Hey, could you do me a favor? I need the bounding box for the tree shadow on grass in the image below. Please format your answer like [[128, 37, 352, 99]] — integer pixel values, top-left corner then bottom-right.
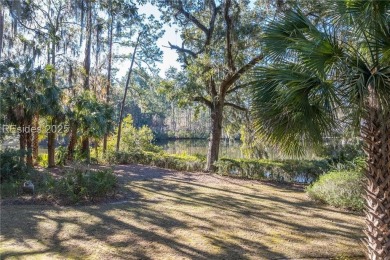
[[0, 165, 364, 259]]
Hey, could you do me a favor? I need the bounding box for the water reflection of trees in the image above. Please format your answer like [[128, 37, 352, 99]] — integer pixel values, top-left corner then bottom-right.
[[156, 139, 243, 159]]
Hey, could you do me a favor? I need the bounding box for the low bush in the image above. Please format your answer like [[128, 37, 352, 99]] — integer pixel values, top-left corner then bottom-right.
[[0, 148, 30, 183], [1, 181, 21, 197], [214, 158, 329, 182], [306, 170, 364, 211], [105, 115, 162, 153], [56, 146, 68, 166], [105, 150, 204, 172], [54, 167, 117, 204], [37, 153, 49, 167], [0, 169, 55, 198], [1, 161, 117, 204]]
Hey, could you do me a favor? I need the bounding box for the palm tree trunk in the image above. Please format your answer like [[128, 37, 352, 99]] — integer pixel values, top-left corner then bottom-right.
[[47, 118, 56, 168], [81, 136, 90, 161], [95, 138, 98, 159], [32, 113, 39, 165], [19, 122, 26, 164], [47, 32, 57, 168], [67, 122, 77, 161], [205, 102, 224, 172], [361, 89, 390, 259], [26, 123, 33, 167]]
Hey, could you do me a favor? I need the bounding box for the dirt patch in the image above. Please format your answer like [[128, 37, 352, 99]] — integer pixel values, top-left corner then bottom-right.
[[1, 164, 365, 259]]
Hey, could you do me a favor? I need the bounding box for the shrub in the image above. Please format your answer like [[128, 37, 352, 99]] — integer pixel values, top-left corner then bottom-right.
[[37, 153, 49, 167], [214, 158, 329, 182], [105, 150, 204, 172], [0, 168, 55, 198], [54, 167, 117, 203], [0, 148, 29, 183], [106, 115, 161, 153], [306, 170, 364, 211], [1, 181, 21, 197], [56, 146, 68, 166]]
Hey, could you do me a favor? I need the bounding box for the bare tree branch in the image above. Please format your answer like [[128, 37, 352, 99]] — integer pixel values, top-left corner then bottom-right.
[[224, 102, 247, 111], [166, 41, 197, 57], [221, 53, 264, 93], [193, 96, 212, 108], [169, 0, 209, 35], [226, 82, 251, 94], [210, 77, 217, 98], [224, 0, 235, 72], [205, 0, 219, 47]]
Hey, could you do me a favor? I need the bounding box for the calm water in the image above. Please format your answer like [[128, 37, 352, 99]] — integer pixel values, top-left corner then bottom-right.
[[156, 139, 243, 158], [1, 137, 243, 158]]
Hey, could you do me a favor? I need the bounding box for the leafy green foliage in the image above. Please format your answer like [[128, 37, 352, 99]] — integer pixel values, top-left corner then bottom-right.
[[306, 170, 364, 211], [0, 59, 54, 128], [239, 124, 269, 159], [0, 151, 55, 197], [250, 2, 390, 156], [107, 115, 160, 153], [70, 91, 114, 139], [37, 153, 49, 168], [215, 158, 330, 182], [56, 146, 68, 166], [0, 149, 29, 183], [105, 150, 204, 172], [54, 168, 117, 204], [320, 142, 364, 164]]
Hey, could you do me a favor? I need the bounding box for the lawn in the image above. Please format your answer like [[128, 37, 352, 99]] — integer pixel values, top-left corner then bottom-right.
[[0, 164, 364, 259]]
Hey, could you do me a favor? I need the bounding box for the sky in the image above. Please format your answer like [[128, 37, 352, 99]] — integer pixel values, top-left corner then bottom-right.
[[117, 3, 181, 79]]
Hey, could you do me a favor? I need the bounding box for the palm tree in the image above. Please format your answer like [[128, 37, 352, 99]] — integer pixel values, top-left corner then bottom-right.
[[66, 91, 114, 162], [0, 59, 50, 166], [250, 1, 389, 259]]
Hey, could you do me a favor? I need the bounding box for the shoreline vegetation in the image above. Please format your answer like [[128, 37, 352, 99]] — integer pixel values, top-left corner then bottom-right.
[[1, 145, 365, 212]]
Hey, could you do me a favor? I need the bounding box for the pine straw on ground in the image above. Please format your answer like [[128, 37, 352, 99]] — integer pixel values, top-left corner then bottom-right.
[[0, 164, 364, 259]]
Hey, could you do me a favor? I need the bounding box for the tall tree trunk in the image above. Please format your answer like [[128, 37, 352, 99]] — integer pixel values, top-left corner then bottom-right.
[[95, 138, 98, 158], [116, 32, 141, 152], [67, 122, 77, 161], [83, 0, 92, 91], [32, 113, 39, 165], [0, 6, 4, 60], [103, 4, 114, 154], [47, 37, 56, 168], [66, 65, 76, 162], [81, 135, 90, 161], [362, 89, 390, 260], [205, 102, 224, 172], [47, 118, 56, 167], [19, 122, 26, 164], [26, 119, 33, 167], [81, 0, 92, 159]]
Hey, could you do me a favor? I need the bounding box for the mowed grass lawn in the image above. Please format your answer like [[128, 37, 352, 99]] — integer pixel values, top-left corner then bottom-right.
[[1, 165, 364, 259]]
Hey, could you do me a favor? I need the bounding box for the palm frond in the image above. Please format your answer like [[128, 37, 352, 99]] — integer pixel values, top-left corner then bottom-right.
[[250, 65, 338, 156]]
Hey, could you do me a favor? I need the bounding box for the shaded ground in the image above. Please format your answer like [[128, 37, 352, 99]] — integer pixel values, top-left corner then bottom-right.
[[1, 164, 364, 259]]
